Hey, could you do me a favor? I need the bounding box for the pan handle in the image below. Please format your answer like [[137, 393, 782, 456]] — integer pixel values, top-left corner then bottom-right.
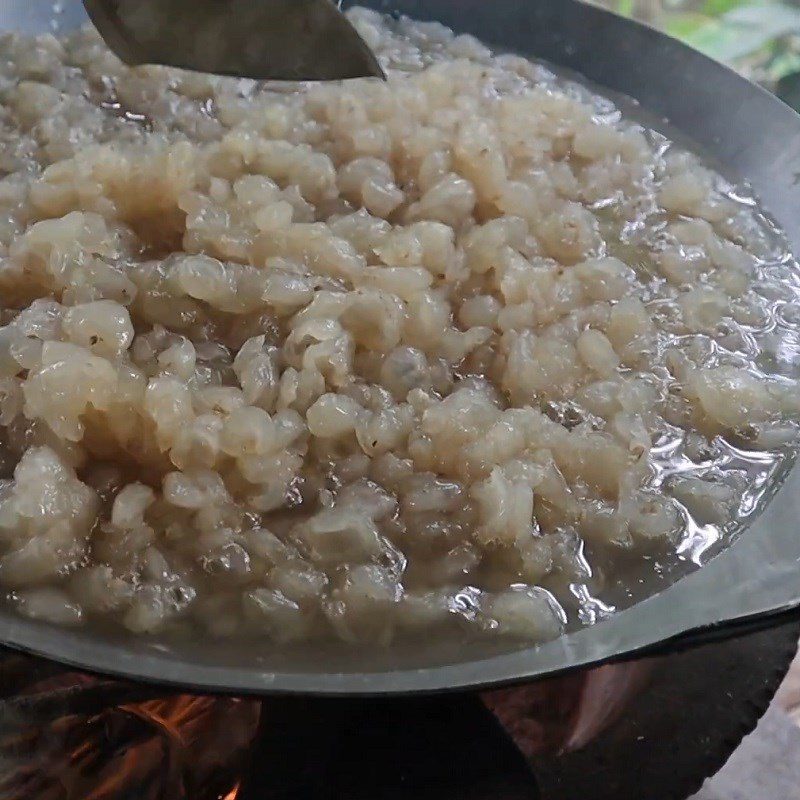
[[238, 693, 540, 800]]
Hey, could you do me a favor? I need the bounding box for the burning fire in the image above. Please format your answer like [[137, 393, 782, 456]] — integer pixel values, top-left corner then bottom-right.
[[0, 670, 261, 800], [0, 652, 653, 798]]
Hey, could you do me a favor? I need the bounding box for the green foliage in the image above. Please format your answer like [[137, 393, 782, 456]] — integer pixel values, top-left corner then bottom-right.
[[769, 48, 800, 80], [666, 12, 715, 40], [680, 3, 800, 62], [597, 0, 800, 110], [701, 0, 749, 15]]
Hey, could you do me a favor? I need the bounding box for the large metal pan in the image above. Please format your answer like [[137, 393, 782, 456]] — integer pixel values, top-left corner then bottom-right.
[[1, 0, 799, 696]]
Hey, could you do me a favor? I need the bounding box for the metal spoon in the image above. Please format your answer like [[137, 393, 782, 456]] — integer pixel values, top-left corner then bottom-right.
[[82, 0, 385, 81]]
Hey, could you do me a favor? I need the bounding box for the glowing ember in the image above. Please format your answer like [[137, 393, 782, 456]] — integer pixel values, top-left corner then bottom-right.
[[0, 667, 261, 800]]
